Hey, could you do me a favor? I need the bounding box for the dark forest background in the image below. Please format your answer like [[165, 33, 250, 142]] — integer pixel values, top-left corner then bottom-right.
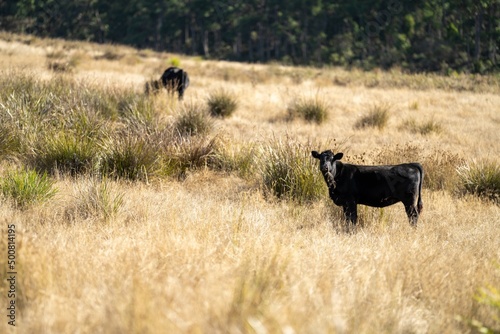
[[1, 0, 499, 73]]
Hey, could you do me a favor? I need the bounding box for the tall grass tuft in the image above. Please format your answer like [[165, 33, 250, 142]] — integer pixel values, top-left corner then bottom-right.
[[31, 131, 102, 176], [47, 60, 73, 73], [355, 103, 391, 129], [1, 168, 57, 209], [68, 178, 124, 221], [174, 103, 214, 137], [101, 135, 160, 182], [260, 138, 327, 203], [167, 136, 219, 176], [228, 252, 287, 331], [457, 160, 500, 203], [287, 95, 329, 124], [206, 139, 257, 178], [423, 151, 464, 192], [402, 118, 443, 135], [207, 90, 238, 118], [118, 93, 157, 129], [0, 123, 22, 158]]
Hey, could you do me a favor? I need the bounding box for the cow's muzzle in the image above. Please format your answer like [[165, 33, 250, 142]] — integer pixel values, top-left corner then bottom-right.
[[325, 172, 336, 188]]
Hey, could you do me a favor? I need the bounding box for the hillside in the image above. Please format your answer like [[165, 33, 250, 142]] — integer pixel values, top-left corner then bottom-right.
[[0, 33, 499, 333]]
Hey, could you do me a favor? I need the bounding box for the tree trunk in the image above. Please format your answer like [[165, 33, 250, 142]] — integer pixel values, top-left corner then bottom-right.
[[203, 30, 209, 57], [488, 3, 497, 64], [258, 22, 264, 62], [155, 15, 163, 51], [233, 32, 242, 59], [474, 7, 483, 61]]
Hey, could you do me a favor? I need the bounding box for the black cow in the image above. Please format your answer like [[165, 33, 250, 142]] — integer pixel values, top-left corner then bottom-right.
[[145, 67, 190, 100], [311, 150, 424, 226]]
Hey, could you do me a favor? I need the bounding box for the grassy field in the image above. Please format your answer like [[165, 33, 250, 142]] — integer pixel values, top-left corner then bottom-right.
[[0, 32, 499, 333]]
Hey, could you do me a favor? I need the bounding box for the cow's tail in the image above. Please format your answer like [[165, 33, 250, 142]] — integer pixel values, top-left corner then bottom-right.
[[416, 163, 424, 213], [182, 70, 189, 88]]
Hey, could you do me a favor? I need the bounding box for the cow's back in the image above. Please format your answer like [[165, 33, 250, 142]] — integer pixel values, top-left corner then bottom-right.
[[334, 163, 421, 208]]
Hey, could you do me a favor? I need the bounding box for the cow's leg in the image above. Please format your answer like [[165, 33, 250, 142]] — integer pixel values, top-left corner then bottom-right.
[[404, 202, 419, 227], [343, 202, 358, 226]]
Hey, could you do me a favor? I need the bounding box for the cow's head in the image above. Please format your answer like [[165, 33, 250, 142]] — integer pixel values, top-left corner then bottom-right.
[[311, 150, 343, 187]]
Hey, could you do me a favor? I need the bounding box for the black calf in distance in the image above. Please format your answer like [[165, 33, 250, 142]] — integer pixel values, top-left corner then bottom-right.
[[145, 67, 190, 100], [160, 67, 190, 100], [311, 150, 424, 226]]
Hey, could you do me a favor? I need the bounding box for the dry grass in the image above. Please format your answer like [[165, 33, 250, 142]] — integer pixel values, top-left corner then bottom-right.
[[0, 33, 499, 333]]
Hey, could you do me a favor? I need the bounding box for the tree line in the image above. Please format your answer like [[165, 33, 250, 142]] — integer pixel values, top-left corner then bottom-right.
[[1, 0, 498, 73]]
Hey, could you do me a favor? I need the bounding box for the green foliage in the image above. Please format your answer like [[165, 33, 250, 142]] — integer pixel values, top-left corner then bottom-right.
[[260, 138, 326, 203], [5, 1, 499, 73], [457, 161, 500, 203], [1, 168, 57, 209], [169, 57, 181, 67], [287, 96, 329, 124], [207, 90, 238, 118], [471, 285, 500, 333], [461, 265, 500, 334], [355, 104, 390, 130]]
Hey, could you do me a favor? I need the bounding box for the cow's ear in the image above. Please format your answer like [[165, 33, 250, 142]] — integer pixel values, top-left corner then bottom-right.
[[334, 152, 343, 160], [311, 151, 320, 159]]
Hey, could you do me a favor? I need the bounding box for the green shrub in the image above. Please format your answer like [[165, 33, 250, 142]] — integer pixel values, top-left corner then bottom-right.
[[355, 103, 391, 129], [287, 96, 329, 124], [260, 138, 327, 203], [174, 103, 214, 137], [457, 160, 500, 203], [207, 90, 238, 118], [169, 57, 181, 67], [1, 169, 57, 209]]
